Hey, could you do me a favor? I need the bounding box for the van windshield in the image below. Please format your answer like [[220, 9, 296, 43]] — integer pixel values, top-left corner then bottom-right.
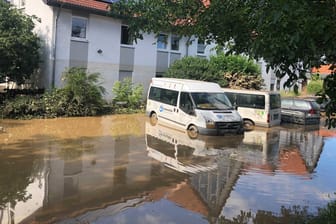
[[191, 92, 233, 110]]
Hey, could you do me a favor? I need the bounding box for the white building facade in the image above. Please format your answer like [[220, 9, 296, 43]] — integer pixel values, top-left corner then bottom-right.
[[8, 0, 218, 100], [8, 0, 286, 100]]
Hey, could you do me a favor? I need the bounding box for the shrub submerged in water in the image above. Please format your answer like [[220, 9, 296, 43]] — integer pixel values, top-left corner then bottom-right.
[[1, 67, 107, 118], [112, 77, 144, 113], [47, 67, 107, 117]]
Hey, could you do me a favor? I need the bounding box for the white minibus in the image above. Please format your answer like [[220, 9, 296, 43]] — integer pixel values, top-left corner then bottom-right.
[[222, 88, 281, 129], [146, 78, 244, 137]]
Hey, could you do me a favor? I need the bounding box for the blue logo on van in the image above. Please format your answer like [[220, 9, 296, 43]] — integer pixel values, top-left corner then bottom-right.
[[159, 105, 164, 112], [216, 114, 223, 119]]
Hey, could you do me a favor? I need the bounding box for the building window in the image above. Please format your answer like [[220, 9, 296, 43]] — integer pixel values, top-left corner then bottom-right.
[[71, 17, 87, 39], [171, 35, 180, 51], [197, 38, 206, 54], [15, 0, 25, 8], [121, 25, 132, 45], [157, 33, 168, 50], [276, 79, 281, 91]]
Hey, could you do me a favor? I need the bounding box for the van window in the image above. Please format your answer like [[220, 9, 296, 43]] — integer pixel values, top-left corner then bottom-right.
[[149, 86, 178, 106], [238, 94, 265, 109], [270, 94, 281, 109], [179, 92, 194, 113], [225, 92, 237, 106], [191, 92, 232, 110]]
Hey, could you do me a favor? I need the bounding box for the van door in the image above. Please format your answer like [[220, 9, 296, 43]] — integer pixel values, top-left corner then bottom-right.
[[268, 94, 281, 126], [177, 92, 195, 128]]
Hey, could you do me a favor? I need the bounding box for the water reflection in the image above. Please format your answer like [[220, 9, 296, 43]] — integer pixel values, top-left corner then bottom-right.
[[146, 121, 329, 222], [0, 115, 335, 224], [146, 122, 244, 174], [1, 115, 188, 223]]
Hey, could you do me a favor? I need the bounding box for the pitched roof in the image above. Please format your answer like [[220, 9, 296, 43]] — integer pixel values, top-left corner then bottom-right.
[[45, 0, 111, 14]]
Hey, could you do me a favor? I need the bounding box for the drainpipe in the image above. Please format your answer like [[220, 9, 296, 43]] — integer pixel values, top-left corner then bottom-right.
[[186, 36, 191, 56], [51, 3, 63, 88], [185, 36, 195, 57]]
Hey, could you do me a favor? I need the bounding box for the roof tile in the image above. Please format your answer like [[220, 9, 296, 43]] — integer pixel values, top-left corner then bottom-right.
[[311, 65, 335, 75], [52, 0, 110, 12]]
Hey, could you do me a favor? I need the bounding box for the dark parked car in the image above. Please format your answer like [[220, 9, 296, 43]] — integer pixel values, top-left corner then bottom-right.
[[281, 98, 321, 125], [319, 98, 330, 113]]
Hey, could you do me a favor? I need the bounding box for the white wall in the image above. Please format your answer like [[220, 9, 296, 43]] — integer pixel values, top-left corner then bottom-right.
[[19, 0, 294, 100], [259, 59, 276, 91], [53, 9, 72, 88], [15, 0, 55, 89], [87, 14, 122, 99], [259, 59, 303, 92], [133, 33, 157, 95]]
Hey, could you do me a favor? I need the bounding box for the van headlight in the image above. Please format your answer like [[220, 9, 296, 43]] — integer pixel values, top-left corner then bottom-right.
[[204, 117, 216, 129]]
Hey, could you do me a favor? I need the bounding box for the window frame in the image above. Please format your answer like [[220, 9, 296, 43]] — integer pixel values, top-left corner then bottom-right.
[[157, 33, 168, 50], [179, 92, 194, 114], [270, 94, 281, 109], [148, 86, 178, 106], [18, 0, 25, 8], [120, 25, 133, 46], [238, 94, 265, 109], [170, 35, 180, 51], [197, 38, 206, 54], [71, 16, 88, 41]]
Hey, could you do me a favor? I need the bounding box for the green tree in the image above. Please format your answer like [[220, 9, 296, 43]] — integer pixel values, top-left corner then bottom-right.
[[210, 53, 264, 89], [0, 1, 40, 85], [109, 0, 336, 126]]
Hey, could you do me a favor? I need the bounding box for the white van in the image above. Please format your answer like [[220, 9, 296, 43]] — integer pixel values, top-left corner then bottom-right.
[[146, 78, 244, 137], [222, 88, 281, 129]]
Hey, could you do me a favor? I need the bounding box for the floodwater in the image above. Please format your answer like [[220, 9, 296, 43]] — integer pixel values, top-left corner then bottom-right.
[[0, 114, 335, 224]]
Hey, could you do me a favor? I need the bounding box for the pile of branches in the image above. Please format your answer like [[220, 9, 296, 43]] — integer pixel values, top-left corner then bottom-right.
[[223, 72, 264, 90]]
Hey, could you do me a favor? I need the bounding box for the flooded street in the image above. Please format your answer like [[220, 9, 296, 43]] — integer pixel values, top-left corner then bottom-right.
[[0, 114, 336, 224]]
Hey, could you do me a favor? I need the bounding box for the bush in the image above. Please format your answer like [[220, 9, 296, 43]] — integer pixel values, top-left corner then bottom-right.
[[1, 95, 44, 119], [164, 54, 263, 89], [43, 88, 70, 118], [210, 53, 260, 75], [164, 56, 227, 86], [112, 78, 144, 113], [210, 53, 263, 89], [61, 67, 106, 116], [307, 80, 323, 95]]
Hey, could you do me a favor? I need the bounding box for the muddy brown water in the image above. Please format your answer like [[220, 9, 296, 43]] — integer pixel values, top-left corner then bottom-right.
[[0, 114, 335, 224]]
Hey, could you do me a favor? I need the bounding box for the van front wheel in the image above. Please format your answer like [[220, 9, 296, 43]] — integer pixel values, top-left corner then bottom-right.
[[187, 125, 199, 139], [150, 112, 158, 126], [243, 119, 254, 131]]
